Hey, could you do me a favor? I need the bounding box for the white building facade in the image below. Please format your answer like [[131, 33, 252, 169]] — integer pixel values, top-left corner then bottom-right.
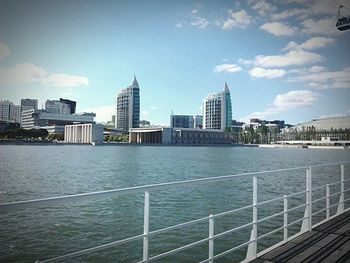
[[202, 82, 232, 131], [0, 100, 22, 123], [115, 76, 140, 131], [65, 123, 104, 144]]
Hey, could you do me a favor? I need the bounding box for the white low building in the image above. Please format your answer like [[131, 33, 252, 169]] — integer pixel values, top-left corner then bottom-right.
[[65, 123, 104, 144]]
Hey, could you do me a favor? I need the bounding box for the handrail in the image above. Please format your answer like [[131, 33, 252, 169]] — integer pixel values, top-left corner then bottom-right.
[[1, 161, 349, 212], [1, 161, 349, 263]]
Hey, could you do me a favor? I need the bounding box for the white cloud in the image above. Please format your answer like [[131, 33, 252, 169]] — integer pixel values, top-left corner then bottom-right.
[[191, 9, 198, 14], [0, 63, 89, 88], [290, 67, 350, 89], [83, 105, 114, 123], [308, 66, 326, 73], [190, 17, 210, 29], [273, 90, 319, 109], [174, 22, 182, 28], [284, 37, 335, 50], [243, 90, 319, 121], [285, 37, 335, 50], [0, 41, 11, 59], [249, 67, 286, 79], [222, 10, 252, 29], [254, 50, 322, 67], [214, 63, 242, 73], [260, 22, 297, 36], [252, 0, 277, 16], [0, 63, 47, 83], [301, 18, 339, 36], [238, 58, 253, 65], [42, 74, 89, 87], [271, 8, 306, 20]]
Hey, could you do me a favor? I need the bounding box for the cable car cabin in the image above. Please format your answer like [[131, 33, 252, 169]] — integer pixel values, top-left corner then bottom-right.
[[336, 16, 350, 31]]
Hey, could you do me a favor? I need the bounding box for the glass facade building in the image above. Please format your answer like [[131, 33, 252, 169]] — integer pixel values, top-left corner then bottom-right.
[[115, 76, 140, 131]]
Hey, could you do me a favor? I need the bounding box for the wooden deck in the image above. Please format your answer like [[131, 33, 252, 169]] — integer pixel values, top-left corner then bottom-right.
[[252, 210, 350, 263]]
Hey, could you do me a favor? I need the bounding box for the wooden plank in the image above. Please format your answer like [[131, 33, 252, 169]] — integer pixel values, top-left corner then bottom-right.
[[261, 242, 303, 261]]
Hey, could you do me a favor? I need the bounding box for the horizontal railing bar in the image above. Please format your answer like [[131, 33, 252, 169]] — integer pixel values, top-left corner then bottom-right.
[[213, 204, 254, 219], [329, 197, 350, 210], [147, 238, 210, 262], [36, 234, 145, 263], [287, 203, 307, 213], [312, 184, 328, 192], [328, 190, 343, 198], [214, 222, 254, 239], [2, 161, 349, 212], [150, 216, 210, 236], [257, 211, 285, 224], [257, 225, 285, 241], [257, 196, 284, 206], [214, 239, 253, 259], [287, 216, 308, 228], [285, 190, 307, 198], [310, 161, 349, 168], [312, 207, 327, 216], [312, 196, 327, 204], [6, 163, 349, 212], [312, 179, 350, 191]]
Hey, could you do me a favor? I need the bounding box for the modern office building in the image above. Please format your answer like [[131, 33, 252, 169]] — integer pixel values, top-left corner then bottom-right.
[[20, 109, 96, 130], [65, 123, 104, 144], [115, 76, 140, 131], [129, 127, 231, 145], [171, 115, 194, 128], [21, 98, 38, 110], [170, 115, 203, 129], [202, 82, 232, 131], [59, 98, 76, 114], [45, 100, 72, 114], [0, 100, 22, 123]]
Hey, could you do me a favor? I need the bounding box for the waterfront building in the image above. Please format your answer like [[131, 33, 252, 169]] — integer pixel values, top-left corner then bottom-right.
[[140, 120, 150, 127], [20, 109, 95, 130], [129, 127, 230, 145], [115, 76, 140, 131], [59, 98, 76, 114], [65, 123, 104, 144], [202, 82, 232, 131], [287, 116, 350, 132], [45, 100, 71, 114], [0, 100, 22, 123], [194, 115, 203, 129], [21, 98, 38, 110]]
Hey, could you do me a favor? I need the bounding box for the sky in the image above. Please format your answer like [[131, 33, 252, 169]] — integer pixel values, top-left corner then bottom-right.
[[0, 0, 350, 126]]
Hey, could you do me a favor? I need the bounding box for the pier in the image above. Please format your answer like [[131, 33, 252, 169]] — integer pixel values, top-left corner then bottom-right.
[[253, 210, 350, 262], [1, 161, 349, 262]]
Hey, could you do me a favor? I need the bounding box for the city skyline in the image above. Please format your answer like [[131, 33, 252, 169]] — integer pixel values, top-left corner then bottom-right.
[[0, 0, 350, 126]]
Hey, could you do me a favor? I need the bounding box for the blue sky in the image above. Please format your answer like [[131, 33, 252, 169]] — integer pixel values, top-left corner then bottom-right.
[[0, 0, 349, 125]]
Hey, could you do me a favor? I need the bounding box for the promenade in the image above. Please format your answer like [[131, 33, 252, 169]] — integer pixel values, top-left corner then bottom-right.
[[253, 210, 350, 263]]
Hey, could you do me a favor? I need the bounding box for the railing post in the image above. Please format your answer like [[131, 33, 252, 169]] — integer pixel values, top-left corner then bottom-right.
[[246, 176, 258, 260], [143, 191, 150, 262], [326, 184, 330, 219], [308, 166, 312, 230], [209, 214, 214, 263], [337, 164, 344, 214], [283, 195, 288, 242], [301, 168, 311, 232]]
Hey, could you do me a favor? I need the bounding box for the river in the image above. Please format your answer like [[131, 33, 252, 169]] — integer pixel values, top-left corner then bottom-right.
[[0, 145, 349, 262]]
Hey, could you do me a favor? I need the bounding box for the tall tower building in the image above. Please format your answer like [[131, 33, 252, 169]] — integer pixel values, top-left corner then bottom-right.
[[115, 76, 140, 131], [202, 82, 232, 131], [21, 98, 38, 110]]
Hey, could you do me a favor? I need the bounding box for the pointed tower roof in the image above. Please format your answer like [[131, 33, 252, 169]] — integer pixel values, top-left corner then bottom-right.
[[224, 81, 230, 93], [132, 75, 139, 87]]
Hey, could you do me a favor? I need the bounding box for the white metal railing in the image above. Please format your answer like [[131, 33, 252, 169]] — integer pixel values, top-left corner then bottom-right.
[[1, 161, 349, 263]]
